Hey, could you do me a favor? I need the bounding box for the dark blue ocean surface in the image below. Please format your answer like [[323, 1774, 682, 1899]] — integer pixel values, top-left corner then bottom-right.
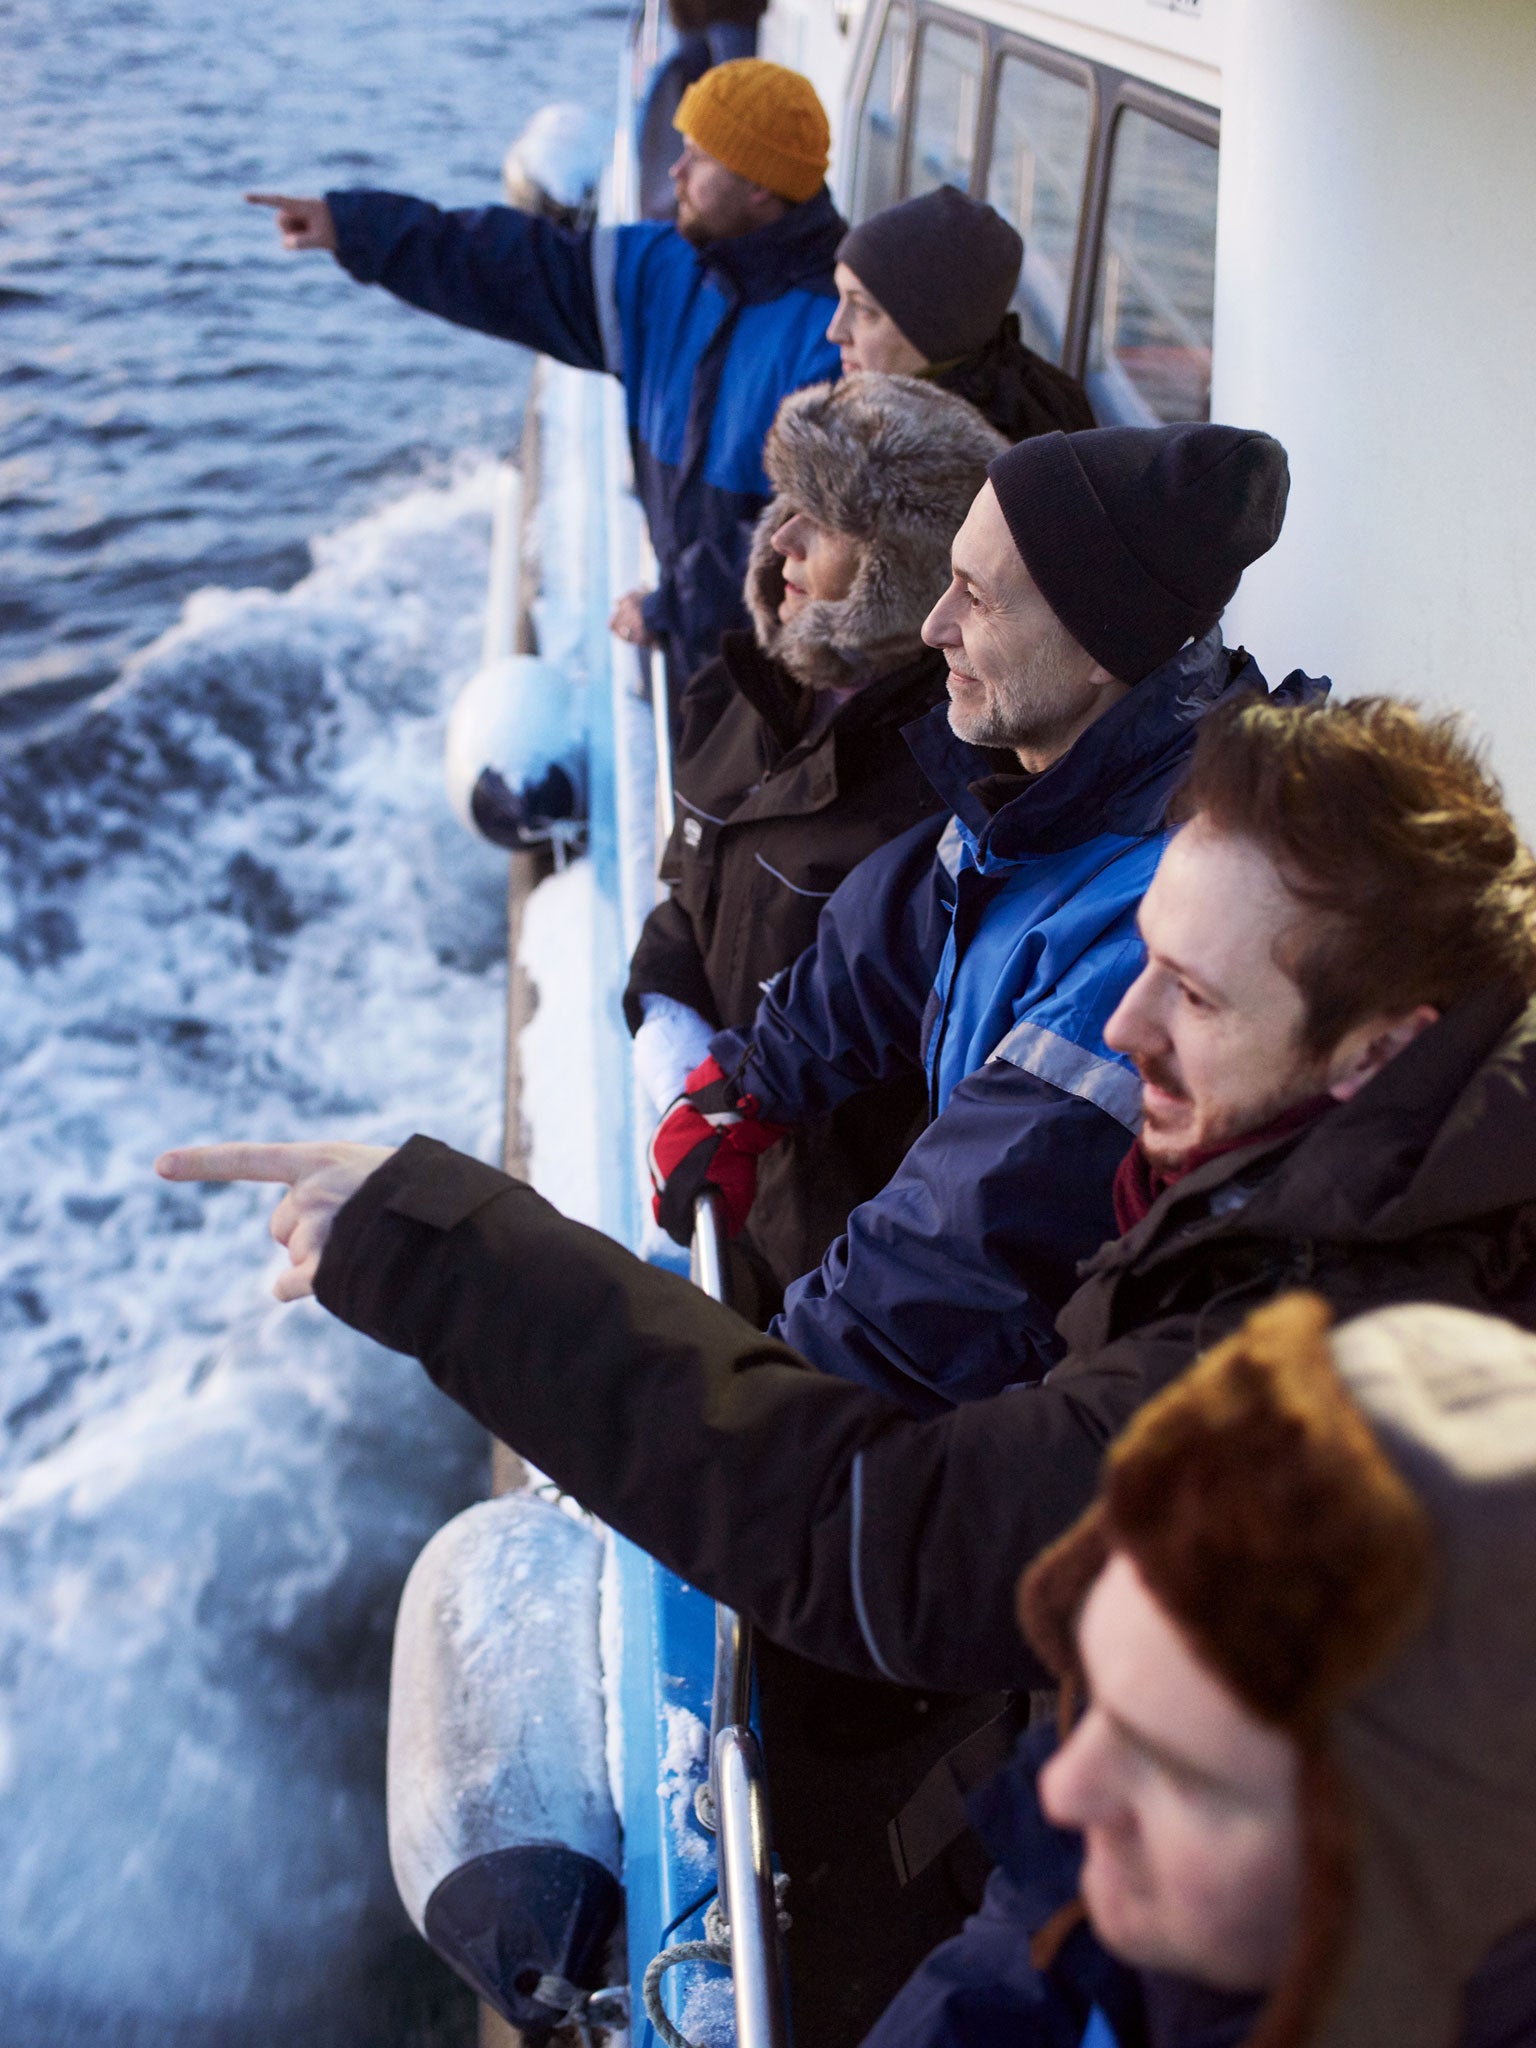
[[0, 1, 625, 2042], [1, 0, 625, 718]]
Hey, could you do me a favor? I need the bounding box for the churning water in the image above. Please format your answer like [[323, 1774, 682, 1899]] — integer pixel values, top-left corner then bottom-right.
[[0, 0, 625, 2039]]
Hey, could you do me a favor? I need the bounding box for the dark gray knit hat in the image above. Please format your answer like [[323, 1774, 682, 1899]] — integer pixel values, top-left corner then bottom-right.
[[986, 423, 1291, 683], [836, 186, 1023, 364]]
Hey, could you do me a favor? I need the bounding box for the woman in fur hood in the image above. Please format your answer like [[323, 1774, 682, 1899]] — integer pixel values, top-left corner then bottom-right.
[[625, 371, 1003, 1311]]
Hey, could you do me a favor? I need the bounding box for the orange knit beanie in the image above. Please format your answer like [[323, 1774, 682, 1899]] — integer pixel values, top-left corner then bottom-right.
[[674, 58, 830, 204]]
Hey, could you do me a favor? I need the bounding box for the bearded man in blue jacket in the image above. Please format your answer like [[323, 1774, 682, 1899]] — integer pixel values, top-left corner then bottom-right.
[[649, 420, 1319, 1411], [248, 59, 844, 699]]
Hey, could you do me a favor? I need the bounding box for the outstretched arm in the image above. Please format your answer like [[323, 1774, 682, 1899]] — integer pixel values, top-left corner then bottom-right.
[[247, 184, 614, 371], [159, 1135, 1153, 1690]]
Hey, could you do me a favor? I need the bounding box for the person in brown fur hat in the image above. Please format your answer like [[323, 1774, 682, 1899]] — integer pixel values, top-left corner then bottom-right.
[[858, 1290, 1536, 2048], [625, 372, 1004, 1303]]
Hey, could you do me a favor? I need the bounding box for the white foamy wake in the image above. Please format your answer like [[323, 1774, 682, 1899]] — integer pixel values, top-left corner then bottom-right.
[[0, 460, 514, 2044]]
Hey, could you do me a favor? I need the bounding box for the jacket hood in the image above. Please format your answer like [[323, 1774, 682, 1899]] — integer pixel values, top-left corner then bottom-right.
[[698, 184, 846, 303], [1313, 1301, 1536, 2048], [904, 630, 1326, 860], [927, 312, 1097, 443], [745, 374, 1004, 689], [1022, 1292, 1536, 2048]]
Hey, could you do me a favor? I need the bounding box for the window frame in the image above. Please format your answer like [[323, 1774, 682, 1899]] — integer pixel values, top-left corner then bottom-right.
[[1074, 74, 1220, 394], [900, 8, 990, 200], [844, 0, 1221, 394], [846, 1, 914, 226], [981, 35, 1099, 368]]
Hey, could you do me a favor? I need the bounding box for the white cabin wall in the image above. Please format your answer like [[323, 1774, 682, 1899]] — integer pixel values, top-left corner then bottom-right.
[[1214, 0, 1536, 824], [759, 0, 870, 177]]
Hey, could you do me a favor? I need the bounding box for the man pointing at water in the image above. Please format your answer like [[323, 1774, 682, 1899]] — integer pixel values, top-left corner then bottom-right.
[[158, 691, 1536, 1697], [248, 59, 844, 709]]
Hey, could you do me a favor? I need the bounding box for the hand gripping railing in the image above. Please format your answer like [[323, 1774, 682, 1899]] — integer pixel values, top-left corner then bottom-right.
[[689, 1191, 790, 2048]]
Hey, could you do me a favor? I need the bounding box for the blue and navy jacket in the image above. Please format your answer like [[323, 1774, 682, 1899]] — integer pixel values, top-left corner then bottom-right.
[[712, 631, 1324, 1410], [327, 188, 845, 683]]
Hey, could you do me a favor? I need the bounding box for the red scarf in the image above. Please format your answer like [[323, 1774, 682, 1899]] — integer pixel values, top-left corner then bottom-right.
[[1112, 1094, 1338, 1234]]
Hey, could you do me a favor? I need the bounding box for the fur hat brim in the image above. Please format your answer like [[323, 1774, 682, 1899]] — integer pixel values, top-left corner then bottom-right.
[[747, 373, 1004, 689]]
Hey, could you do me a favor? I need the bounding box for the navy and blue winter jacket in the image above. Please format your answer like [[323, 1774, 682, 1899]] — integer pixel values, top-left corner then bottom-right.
[[327, 187, 845, 683], [711, 631, 1324, 1411]]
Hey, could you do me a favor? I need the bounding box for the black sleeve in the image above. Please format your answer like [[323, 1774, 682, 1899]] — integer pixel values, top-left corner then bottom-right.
[[623, 893, 719, 1034], [314, 1138, 1181, 1691], [326, 190, 608, 370]]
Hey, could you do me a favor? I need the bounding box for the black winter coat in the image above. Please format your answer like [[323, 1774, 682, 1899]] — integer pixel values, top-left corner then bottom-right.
[[314, 985, 1536, 1697], [625, 630, 949, 1286], [929, 316, 1096, 443]]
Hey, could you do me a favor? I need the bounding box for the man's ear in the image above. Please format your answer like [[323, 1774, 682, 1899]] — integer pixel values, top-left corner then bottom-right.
[[1325, 1003, 1440, 1102], [745, 182, 790, 225]]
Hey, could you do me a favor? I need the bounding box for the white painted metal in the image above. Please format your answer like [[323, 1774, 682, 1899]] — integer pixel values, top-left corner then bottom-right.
[[481, 461, 523, 668], [1214, 0, 1536, 828], [774, 0, 1536, 827]]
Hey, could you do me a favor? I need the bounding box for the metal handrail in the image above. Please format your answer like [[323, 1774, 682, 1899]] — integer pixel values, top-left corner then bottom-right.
[[689, 1184, 729, 1303], [715, 1726, 790, 2048], [689, 1190, 789, 2048]]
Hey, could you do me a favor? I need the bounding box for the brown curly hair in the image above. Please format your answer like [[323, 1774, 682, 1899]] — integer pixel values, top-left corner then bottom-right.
[[1171, 695, 1536, 1057]]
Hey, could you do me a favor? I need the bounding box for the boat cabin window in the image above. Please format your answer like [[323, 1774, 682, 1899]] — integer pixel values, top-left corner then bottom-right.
[[1085, 107, 1218, 423], [908, 20, 984, 196], [846, 0, 1221, 411], [986, 54, 1092, 366], [853, 5, 910, 220]]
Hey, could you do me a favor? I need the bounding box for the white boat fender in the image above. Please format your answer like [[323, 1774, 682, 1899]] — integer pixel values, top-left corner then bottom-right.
[[502, 102, 609, 225], [444, 653, 588, 851], [387, 1492, 622, 2038]]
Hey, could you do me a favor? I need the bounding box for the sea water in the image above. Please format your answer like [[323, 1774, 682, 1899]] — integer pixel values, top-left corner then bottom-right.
[[0, 0, 625, 2039]]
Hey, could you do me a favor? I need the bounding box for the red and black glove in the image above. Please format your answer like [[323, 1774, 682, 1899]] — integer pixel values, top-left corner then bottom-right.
[[648, 1055, 789, 1247]]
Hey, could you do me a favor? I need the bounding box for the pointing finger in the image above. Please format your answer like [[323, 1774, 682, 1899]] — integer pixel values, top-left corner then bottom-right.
[[244, 193, 297, 208], [156, 1142, 330, 1186]]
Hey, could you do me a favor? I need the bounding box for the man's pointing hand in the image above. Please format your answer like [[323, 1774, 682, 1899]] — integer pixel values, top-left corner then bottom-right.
[[246, 193, 338, 252], [156, 1141, 394, 1300]]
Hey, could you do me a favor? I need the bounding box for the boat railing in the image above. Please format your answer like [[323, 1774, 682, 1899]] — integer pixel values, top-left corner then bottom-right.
[[593, 13, 789, 2033], [689, 1188, 789, 2048]]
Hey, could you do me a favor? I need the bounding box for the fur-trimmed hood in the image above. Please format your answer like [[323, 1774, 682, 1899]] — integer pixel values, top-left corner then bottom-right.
[[1021, 1293, 1536, 2048], [746, 372, 1004, 690]]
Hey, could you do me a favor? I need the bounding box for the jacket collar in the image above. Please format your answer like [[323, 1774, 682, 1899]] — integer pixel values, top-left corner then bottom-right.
[[696, 187, 846, 305], [718, 629, 945, 758], [903, 630, 1280, 860]]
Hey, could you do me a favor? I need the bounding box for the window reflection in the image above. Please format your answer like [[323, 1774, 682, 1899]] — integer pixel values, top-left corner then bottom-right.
[[986, 55, 1091, 366], [1086, 108, 1218, 423], [853, 6, 910, 222], [908, 22, 983, 197]]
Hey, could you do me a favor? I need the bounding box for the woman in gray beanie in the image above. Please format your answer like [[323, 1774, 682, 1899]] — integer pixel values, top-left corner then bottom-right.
[[829, 184, 1096, 442], [625, 372, 1004, 1310]]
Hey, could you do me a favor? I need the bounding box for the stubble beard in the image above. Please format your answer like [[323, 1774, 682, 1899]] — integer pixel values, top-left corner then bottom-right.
[[948, 624, 1090, 757], [1137, 1051, 1331, 1173], [675, 206, 713, 249]]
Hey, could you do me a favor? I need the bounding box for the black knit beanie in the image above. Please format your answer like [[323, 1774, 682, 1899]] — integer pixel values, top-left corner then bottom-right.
[[836, 186, 1022, 364], [986, 424, 1290, 683]]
